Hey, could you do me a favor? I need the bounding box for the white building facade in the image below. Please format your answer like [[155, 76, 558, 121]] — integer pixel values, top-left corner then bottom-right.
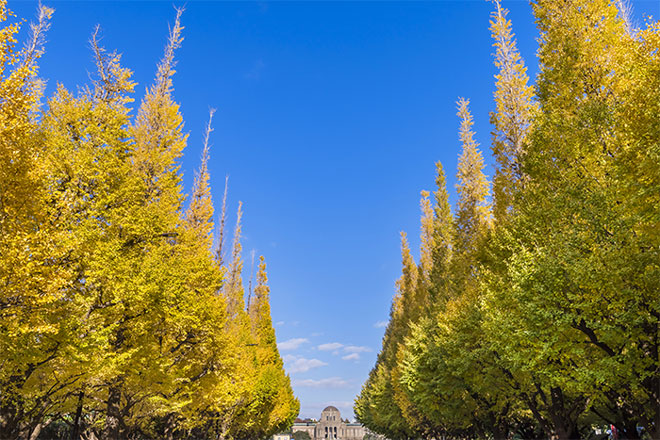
[[292, 406, 366, 440]]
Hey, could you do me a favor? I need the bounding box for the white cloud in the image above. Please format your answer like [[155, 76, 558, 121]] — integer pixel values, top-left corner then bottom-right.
[[374, 321, 388, 328], [283, 355, 327, 374], [293, 377, 350, 388], [277, 338, 309, 351], [275, 321, 285, 326], [343, 345, 371, 354], [342, 353, 360, 361], [318, 342, 343, 351]]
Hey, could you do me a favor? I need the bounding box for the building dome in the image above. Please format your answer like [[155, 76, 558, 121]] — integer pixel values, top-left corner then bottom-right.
[[292, 405, 366, 440]]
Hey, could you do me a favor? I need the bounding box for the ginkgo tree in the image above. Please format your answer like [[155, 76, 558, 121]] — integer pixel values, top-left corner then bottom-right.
[[0, 2, 297, 439], [357, 0, 660, 439]]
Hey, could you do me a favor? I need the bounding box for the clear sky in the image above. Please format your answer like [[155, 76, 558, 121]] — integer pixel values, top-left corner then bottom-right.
[[10, 0, 659, 422]]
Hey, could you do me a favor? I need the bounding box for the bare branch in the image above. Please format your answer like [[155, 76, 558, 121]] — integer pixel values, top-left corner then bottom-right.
[[22, 2, 54, 69]]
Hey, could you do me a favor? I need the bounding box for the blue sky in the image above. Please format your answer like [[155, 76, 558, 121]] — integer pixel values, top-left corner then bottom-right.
[[10, 0, 659, 421]]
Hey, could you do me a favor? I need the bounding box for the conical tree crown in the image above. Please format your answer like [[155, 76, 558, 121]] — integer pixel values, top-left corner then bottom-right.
[[225, 202, 246, 318], [396, 231, 419, 331], [186, 109, 215, 248], [489, 0, 535, 222], [0, 1, 52, 229], [455, 98, 490, 269], [250, 256, 274, 351], [418, 190, 434, 284], [214, 175, 229, 266], [429, 161, 454, 304], [131, 8, 187, 218]]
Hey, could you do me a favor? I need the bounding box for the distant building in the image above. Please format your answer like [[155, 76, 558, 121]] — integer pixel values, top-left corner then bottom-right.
[[292, 406, 366, 440]]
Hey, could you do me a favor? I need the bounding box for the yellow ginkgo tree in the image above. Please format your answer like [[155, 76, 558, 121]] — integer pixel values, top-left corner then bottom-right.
[[0, 3, 297, 438]]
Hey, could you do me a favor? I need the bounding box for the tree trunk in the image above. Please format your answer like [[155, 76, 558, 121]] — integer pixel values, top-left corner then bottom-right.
[[0, 402, 22, 440], [105, 383, 122, 439], [492, 424, 508, 440], [71, 391, 84, 440], [651, 368, 660, 440], [549, 422, 579, 440], [546, 387, 581, 440], [105, 326, 125, 439], [0, 374, 33, 439], [164, 413, 176, 440], [29, 421, 47, 440]]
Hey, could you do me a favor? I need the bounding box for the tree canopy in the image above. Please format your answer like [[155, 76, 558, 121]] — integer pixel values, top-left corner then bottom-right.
[[0, 2, 298, 438], [355, 1, 660, 439]]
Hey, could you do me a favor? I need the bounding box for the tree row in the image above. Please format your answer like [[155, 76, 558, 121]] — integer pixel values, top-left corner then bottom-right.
[[0, 3, 298, 439], [356, 1, 659, 439]]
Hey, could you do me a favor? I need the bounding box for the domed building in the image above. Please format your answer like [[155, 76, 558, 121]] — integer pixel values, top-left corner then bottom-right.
[[292, 406, 366, 440]]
